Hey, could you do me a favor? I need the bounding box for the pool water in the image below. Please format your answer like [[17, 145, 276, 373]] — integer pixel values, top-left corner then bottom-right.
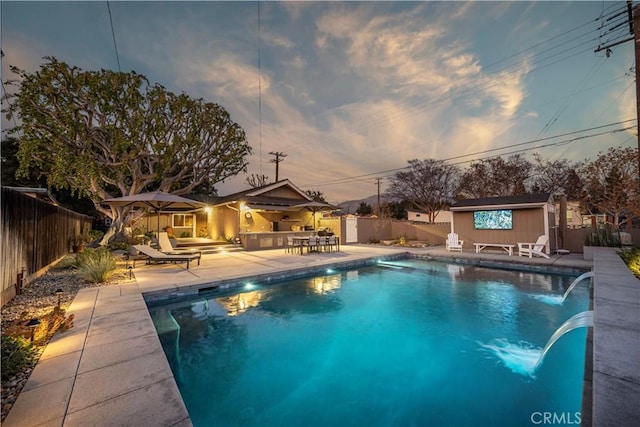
[[147, 259, 590, 427]]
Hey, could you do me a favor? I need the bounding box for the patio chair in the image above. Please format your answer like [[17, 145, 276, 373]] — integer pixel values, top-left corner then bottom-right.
[[133, 245, 201, 269], [318, 236, 329, 252], [517, 235, 550, 259], [157, 232, 194, 254], [327, 235, 338, 252], [286, 236, 302, 254], [446, 233, 464, 252], [306, 236, 320, 254]]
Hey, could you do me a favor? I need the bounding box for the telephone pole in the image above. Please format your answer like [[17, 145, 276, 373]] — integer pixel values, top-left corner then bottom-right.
[[595, 1, 640, 192], [268, 151, 287, 182], [375, 177, 382, 218]]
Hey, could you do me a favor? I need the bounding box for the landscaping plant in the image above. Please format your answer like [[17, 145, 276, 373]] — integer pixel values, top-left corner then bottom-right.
[[618, 246, 640, 280], [76, 248, 118, 283], [1, 336, 36, 381]]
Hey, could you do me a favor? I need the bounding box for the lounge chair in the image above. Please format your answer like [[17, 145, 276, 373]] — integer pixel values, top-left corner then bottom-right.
[[133, 245, 201, 269], [517, 235, 550, 259], [157, 232, 200, 255], [446, 233, 464, 252]]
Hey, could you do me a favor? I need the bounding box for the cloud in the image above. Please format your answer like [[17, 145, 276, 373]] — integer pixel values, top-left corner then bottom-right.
[[6, 1, 623, 203], [262, 30, 295, 50]]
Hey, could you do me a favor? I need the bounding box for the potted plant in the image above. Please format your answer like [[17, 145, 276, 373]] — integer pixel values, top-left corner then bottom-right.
[[71, 233, 88, 253]]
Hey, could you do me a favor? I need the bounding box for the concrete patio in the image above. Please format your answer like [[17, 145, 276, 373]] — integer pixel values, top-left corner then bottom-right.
[[3, 244, 636, 426]]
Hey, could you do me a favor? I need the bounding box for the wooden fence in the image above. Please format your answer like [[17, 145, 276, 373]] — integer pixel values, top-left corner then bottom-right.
[[320, 216, 639, 250], [1, 187, 93, 306]]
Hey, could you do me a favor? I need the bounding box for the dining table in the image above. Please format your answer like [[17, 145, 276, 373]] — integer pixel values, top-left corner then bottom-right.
[[291, 235, 340, 254]]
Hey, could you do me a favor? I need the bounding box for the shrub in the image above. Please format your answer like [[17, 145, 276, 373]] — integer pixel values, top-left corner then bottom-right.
[[87, 229, 104, 243], [618, 246, 640, 280], [585, 225, 620, 247], [1, 335, 36, 381], [395, 235, 407, 246], [107, 241, 129, 251], [76, 248, 118, 283]]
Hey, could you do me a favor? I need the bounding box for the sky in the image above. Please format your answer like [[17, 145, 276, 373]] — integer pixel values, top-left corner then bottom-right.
[[1, 1, 637, 204]]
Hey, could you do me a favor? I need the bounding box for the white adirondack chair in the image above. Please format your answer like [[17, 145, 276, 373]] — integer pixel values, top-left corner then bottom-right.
[[517, 235, 550, 258], [446, 233, 464, 252]]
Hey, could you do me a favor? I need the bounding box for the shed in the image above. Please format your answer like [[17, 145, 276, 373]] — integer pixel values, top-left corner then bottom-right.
[[449, 193, 555, 253]]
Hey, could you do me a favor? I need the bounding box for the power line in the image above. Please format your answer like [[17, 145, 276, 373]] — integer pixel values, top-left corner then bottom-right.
[[106, 1, 121, 73], [300, 120, 636, 188]]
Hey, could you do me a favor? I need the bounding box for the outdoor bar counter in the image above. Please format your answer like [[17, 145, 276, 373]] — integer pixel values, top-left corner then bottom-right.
[[239, 231, 318, 251]]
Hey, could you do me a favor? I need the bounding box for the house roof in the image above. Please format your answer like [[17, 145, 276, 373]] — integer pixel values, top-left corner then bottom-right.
[[210, 179, 312, 208], [450, 193, 552, 211]]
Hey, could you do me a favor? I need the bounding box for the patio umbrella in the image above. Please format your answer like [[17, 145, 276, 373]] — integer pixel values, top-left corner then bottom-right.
[[291, 201, 340, 229], [103, 190, 205, 234]]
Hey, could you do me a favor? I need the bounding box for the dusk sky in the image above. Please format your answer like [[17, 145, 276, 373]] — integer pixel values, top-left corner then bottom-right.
[[1, 1, 637, 203]]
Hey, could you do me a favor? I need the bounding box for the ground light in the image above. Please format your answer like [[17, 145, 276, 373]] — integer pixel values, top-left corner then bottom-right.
[[26, 318, 41, 342], [55, 288, 63, 308]]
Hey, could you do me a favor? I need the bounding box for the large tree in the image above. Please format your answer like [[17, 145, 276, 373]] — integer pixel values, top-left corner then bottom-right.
[[580, 146, 639, 227], [529, 152, 583, 198], [304, 190, 326, 203], [246, 174, 270, 188], [456, 154, 531, 199], [5, 57, 252, 234], [385, 159, 459, 223]]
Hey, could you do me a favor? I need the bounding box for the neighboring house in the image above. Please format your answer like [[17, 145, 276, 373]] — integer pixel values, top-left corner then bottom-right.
[[449, 193, 555, 253], [407, 210, 452, 223], [564, 200, 584, 228], [4, 186, 59, 205]]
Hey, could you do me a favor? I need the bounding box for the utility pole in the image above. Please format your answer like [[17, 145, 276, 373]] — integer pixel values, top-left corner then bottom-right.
[[375, 177, 382, 218], [268, 151, 287, 182], [595, 1, 639, 193], [635, 3, 640, 193]]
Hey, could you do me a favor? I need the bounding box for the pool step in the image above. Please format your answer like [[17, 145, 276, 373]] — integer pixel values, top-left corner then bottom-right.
[[198, 244, 244, 254]]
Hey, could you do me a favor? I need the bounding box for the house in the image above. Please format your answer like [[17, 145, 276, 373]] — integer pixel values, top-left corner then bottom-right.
[[449, 193, 555, 253], [407, 210, 452, 223], [207, 180, 336, 250], [128, 180, 338, 250]]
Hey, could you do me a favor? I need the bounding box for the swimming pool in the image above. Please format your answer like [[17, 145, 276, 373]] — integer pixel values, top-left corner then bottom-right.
[[147, 258, 590, 426]]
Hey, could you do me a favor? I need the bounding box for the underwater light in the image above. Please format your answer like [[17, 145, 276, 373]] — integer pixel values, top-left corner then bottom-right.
[[245, 283, 255, 290], [326, 268, 335, 274]]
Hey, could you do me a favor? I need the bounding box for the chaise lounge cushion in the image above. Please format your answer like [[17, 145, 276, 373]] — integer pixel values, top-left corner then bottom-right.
[[132, 245, 201, 269]]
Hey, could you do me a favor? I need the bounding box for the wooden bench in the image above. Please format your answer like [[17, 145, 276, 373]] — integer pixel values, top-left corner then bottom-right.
[[474, 243, 515, 256]]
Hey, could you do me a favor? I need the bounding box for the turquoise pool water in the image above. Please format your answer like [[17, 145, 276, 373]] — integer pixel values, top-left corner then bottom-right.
[[147, 259, 590, 427]]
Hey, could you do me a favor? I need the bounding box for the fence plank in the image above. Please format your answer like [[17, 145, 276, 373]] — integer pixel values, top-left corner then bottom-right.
[[1, 187, 93, 306]]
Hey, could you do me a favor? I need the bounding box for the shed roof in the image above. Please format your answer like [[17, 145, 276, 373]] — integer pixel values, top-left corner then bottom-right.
[[450, 193, 552, 211]]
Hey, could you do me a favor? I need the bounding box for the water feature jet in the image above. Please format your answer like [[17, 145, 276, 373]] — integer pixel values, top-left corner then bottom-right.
[[480, 311, 593, 376]]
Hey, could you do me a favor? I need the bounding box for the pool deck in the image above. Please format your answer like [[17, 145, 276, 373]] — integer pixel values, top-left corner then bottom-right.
[[3, 244, 636, 426]]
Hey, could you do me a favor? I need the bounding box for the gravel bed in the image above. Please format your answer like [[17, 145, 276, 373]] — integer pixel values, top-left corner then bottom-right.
[[1, 255, 134, 422]]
